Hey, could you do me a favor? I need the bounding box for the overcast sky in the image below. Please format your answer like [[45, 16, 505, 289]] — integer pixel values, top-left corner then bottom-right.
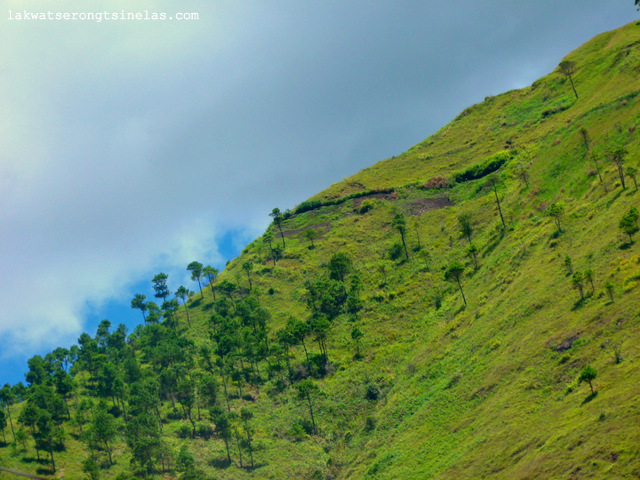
[[0, 1, 636, 384]]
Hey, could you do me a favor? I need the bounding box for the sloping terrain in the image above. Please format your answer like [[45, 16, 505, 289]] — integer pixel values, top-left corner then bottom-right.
[[1, 20, 640, 480]]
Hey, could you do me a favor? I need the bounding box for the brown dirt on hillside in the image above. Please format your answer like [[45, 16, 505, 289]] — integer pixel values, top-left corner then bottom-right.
[[407, 196, 454, 215]]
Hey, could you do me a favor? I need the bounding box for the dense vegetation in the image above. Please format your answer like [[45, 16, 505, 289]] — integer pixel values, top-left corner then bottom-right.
[[2, 20, 640, 480]]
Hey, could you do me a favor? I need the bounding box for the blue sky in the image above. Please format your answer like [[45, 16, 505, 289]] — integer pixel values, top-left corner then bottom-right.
[[0, 1, 637, 385]]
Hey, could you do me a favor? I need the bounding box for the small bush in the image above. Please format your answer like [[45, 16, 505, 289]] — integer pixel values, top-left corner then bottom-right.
[[372, 291, 385, 302], [365, 382, 381, 401], [167, 408, 183, 420], [421, 176, 451, 189], [294, 199, 323, 214], [452, 150, 512, 183], [359, 199, 375, 214], [364, 416, 377, 432], [299, 418, 315, 435], [270, 378, 287, 394], [291, 363, 310, 381], [388, 243, 404, 261], [432, 290, 443, 309], [176, 423, 192, 439], [196, 423, 214, 440]]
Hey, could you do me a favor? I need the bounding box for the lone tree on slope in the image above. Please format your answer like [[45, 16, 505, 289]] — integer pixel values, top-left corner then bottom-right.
[[187, 261, 204, 298], [458, 213, 473, 244], [559, 60, 579, 99], [392, 212, 410, 261], [486, 174, 506, 230], [626, 166, 638, 191], [131, 294, 147, 321], [203, 265, 219, 299], [571, 271, 585, 301], [590, 152, 607, 191], [296, 379, 320, 433], [328, 252, 353, 283], [242, 261, 254, 291], [619, 206, 639, 243], [467, 244, 479, 270], [546, 203, 565, 234], [263, 230, 278, 266], [152, 273, 170, 301], [304, 228, 319, 249], [578, 365, 597, 395], [607, 147, 627, 190], [445, 261, 467, 306], [175, 286, 193, 327], [269, 208, 286, 248]]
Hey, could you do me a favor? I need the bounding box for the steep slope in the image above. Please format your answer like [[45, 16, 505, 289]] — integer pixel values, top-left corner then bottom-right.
[[2, 20, 640, 480], [217, 20, 640, 480]]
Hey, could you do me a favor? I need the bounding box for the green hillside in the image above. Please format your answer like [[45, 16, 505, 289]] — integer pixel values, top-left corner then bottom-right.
[[2, 20, 640, 480]]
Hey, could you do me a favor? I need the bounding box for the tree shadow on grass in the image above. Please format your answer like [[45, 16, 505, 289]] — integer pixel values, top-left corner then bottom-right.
[[484, 231, 505, 256], [451, 304, 467, 317], [202, 301, 214, 311], [605, 189, 623, 208], [21, 457, 49, 465], [571, 298, 586, 311], [581, 391, 598, 405], [209, 457, 233, 469], [618, 241, 634, 250]]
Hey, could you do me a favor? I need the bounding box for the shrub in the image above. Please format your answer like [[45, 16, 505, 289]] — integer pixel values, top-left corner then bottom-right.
[[176, 445, 195, 472], [605, 281, 615, 302], [288, 423, 306, 442], [299, 418, 315, 435], [452, 150, 512, 183], [358, 199, 375, 214], [294, 199, 323, 214], [619, 207, 639, 242], [421, 176, 451, 189], [176, 422, 192, 439], [432, 290, 443, 309], [578, 365, 597, 395], [388, 242, 404, 261], [364, 416, 377, 432], [365, 382, 381, 401], [196, 423, 214, 440]]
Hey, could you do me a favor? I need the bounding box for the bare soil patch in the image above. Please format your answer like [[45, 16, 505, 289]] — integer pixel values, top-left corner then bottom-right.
[[407, 197, 454, 215]]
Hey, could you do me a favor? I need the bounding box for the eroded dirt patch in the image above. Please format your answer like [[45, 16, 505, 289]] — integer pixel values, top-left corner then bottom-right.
[[407, 196, 454, 215], [552, 333, 581, 352]]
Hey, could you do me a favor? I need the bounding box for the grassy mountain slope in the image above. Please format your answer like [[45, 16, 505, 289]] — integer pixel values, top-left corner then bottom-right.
[[225, 21, 640, 479], [2, 20, 640, 480]]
